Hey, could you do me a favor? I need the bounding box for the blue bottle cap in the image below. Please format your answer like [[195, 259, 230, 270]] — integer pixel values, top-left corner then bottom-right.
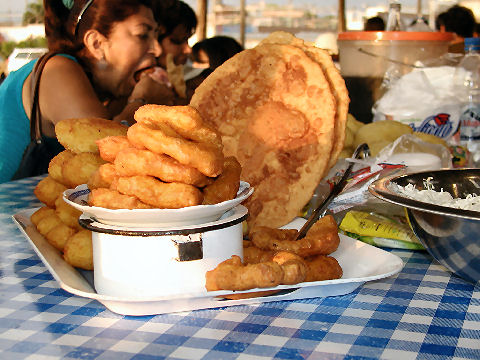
[[464, 37, 480, 51]]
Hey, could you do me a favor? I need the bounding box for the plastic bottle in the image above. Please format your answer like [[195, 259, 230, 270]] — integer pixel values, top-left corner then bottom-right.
[[456, 38, 480, 166], [385, 1, 404, 31]]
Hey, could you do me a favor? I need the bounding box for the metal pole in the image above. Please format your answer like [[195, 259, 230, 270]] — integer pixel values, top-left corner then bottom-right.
[[196, 0, 208, 41], [338, 0, 346, 33], [240, 0, 246, 47]]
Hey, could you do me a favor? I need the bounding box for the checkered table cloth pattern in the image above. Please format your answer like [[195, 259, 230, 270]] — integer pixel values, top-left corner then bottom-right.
[[1, 177, 479, 360]]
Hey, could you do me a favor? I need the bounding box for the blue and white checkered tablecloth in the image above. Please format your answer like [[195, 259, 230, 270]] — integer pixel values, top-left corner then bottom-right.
[[1, 177, 479, 360]]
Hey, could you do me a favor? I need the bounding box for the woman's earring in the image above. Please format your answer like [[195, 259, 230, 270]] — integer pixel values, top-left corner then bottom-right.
[[97, 55, 108, 71]]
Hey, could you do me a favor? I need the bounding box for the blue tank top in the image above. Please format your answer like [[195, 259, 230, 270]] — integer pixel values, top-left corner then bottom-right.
[[0, 54, 76, 183]]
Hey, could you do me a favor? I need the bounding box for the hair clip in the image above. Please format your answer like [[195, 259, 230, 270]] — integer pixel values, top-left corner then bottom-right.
[[74, 0, 94, 38]]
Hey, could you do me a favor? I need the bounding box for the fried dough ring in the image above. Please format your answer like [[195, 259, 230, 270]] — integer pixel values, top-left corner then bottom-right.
[[115, 175, 203, 208], [87, 163, 118, 190], [96, 135, 135, 162], [202, 156, 241, 204], [88, 188, 153, 210], [250, 215, 340, 257], [114, 148, 210, 187], [205, 255, 284, 291], [134, 104, 223, 149], [128, 122, 223, 177]]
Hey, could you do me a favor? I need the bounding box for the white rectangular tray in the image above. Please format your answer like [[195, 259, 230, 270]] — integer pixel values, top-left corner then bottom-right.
[[13, 209, 404, 316]]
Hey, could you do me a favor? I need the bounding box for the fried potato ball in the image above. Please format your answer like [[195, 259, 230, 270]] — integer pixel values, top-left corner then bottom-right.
[[48, 150, 75, 185], [36, 212, 63, 236], [30, 206, 56, 226], [55, 118, 128, 154], [45, 223, 77, 251], [54, 196, 82, 230], [34, 176, 68, 208], [62, 152, 106, 188], [63, 230, 93, 271]]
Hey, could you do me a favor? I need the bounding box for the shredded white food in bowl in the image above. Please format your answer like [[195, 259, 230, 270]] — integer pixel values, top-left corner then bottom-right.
[[392, 177, 480, 211]]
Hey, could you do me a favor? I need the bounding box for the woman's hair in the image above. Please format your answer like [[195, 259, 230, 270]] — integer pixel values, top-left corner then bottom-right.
[[153, 0, 197, 41], [192, 36, 243, 70], [44, 0, 153, 55]]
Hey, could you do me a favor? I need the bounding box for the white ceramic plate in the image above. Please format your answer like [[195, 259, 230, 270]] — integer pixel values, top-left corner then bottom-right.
[[13, 209, 404, 316], [63, 181, 253, 228]]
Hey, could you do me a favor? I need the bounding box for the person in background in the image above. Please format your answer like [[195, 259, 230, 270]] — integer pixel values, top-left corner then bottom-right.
[[154, 0, 197, 68], [187, 35, 244, 99], [0, 0, 162, 183], [364, 16, 385, 31], [438, 5, 476, 53]]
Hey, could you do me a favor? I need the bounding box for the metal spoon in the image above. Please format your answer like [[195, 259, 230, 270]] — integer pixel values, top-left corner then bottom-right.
[[293, 143, 370, 240]]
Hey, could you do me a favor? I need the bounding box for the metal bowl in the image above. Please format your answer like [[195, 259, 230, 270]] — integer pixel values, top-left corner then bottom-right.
[[369, 168, 480, 284]]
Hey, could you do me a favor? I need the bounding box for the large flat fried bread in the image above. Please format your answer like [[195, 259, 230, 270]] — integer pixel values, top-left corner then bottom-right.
[[260, 31, 349, 171], [190, 43, 336, 228]]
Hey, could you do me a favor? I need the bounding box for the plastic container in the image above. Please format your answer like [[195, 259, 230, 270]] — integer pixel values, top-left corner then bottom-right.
[[455, 37, 480, 166], [337, 31, 453, 123]]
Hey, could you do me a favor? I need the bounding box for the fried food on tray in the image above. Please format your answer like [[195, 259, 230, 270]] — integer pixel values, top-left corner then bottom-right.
[[128, 121, 223, 178], [31, 206, 55, 226], [304, 255, 343, 282], [115, 175, 203, 208], [45, 222, 76, 251], [114, 147, 210, 187], [96, 135, 134, 162], [88, 188, 153, 210], [205, 255, 284, 291], [259, 31, 349, 172], [87, 163, 118, 190], [62, 152, 106, 188], [54, 196, 82, 230], [202, 156, 241, 205], [190, 41, 337, 229], [55, 118, 128, 154], [34, 176, 68, 208], [36, 212, 63, 236], [272, 251, 307, 285], [243, 244, 275, 264], [63, 230, 93, 270], [250, 215, 340, 257], [48, 150, 75, 185]]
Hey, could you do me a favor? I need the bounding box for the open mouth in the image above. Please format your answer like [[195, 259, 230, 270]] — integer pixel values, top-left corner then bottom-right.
[[134, 66, 156, 82]]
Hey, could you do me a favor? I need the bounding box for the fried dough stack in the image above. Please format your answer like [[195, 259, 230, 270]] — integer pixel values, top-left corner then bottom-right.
[[206, 215, 343, 292], [89, 104, 241, 209], [191, 31, 349, 229], [30, 118, 128, 270]]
